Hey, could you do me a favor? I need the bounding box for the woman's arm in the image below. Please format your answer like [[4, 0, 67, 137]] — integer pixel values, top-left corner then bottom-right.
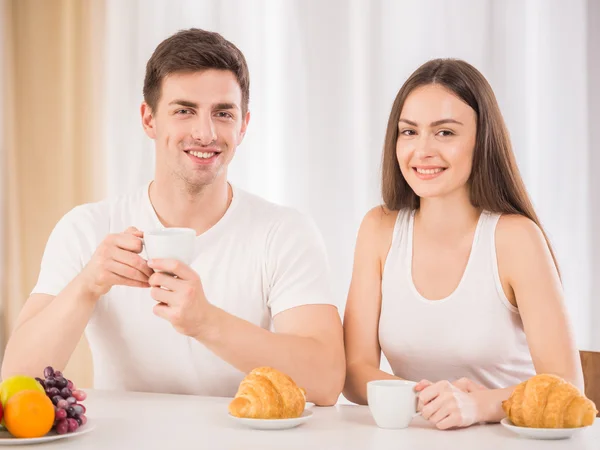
[[343, 207, 400, 405], [496, 214, 584, 389]]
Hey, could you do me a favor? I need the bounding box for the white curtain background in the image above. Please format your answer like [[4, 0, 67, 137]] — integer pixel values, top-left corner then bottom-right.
[[589, 0, 600, 351], [103, 0, 597, 351], [0, 0, 6, 364]]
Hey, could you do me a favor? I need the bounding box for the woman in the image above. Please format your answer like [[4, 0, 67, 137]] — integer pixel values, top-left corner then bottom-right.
[[343, 58, 583, 429]]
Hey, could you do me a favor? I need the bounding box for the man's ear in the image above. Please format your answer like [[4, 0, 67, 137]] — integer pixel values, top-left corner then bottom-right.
[[141, 102, 157, 139], [238, 110, 251, 144]]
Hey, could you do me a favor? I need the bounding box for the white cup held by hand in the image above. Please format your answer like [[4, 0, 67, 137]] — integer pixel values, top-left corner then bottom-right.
[[143, 228, 196, 266], [367, 380, 419, 429]]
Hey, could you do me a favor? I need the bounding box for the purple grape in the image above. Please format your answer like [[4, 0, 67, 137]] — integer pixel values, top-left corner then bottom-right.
[[45, 377, 56, 388], [74, 416, 82, 426], [55, 418, 69, 435], [43, 366, 55, 378], [72, 390, 87, 401], [79, 414, 87, 426], [67, 380, 74, 390], [57, 399, 69, 409], [66, 396, 77, 405], [51, 395, 63, 405], [56, 378, 68, 389], [66, 418, 79, 432], [66, 406, 77, 418], [35, 377, 44, 385], [54, 371, 63, 378], [55, 408, 67, 420], [60, 387, 72, 398], [47, 387, 60, 397], [78, 404, 86, 414], [72, 404, 84, 415]]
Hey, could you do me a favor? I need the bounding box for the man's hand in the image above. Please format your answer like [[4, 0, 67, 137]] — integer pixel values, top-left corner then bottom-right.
[[80, 227, 152, 297], [147, 259, 215, 337]]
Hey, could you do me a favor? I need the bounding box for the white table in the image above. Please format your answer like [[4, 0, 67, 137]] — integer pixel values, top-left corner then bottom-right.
[[18, 389, 600, 449]]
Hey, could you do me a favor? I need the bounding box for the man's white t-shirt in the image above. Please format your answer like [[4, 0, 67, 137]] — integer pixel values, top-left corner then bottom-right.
[[32, 183, 336, 396]]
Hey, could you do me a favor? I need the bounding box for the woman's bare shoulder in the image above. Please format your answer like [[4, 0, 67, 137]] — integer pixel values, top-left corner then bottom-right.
[[359, 205, 399, 238]]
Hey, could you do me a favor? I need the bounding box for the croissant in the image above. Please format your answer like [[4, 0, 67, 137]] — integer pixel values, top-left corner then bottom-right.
[[502, 374, 597, 428], [228, 367, 306, 419]]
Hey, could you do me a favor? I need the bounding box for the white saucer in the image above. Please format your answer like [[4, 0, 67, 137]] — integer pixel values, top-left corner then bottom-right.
[[0, 420, 96, 445], [500, 418, 591, 440], [229, 410, 313, 430]]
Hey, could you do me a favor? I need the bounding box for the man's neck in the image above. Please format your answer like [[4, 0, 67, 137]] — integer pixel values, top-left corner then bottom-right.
[[148, 176, 232, 235]]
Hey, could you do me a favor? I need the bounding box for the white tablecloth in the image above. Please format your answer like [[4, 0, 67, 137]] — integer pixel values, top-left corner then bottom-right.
[[12, 389, 600, 449]]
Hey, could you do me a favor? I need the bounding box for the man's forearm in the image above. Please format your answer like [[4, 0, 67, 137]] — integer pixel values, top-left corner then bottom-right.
[[195, 306, 345, 406], [1, 277, 98, 379]]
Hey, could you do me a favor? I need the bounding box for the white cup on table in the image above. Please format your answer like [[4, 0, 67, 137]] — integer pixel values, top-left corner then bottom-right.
[[367, 380, 420, 429]]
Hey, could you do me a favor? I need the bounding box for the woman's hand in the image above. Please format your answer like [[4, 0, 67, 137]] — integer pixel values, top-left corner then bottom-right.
[[414, 379, 488, 429]]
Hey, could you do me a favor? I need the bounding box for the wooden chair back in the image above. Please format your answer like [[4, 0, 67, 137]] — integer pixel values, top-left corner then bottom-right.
[[580, 350, 600, 416]]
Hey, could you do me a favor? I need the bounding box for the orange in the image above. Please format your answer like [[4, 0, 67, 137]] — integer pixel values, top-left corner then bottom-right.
[[0, 375, 45, 427], [4, 390, 55, 438]]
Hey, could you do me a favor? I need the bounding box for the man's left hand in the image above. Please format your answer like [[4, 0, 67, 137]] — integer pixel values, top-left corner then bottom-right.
[[147, 259, 214, 338]]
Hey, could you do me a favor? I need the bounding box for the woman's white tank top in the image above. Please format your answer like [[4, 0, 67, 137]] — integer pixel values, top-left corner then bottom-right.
[[379, 209, 535, 389]]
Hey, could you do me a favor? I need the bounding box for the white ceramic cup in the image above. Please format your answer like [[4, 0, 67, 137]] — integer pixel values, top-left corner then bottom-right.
[[367, 380, 420, 429], [143, 228, 196, 265]]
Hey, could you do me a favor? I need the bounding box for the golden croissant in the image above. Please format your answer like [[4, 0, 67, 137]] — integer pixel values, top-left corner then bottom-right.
[[502, 374, 597, 428], [228, 367, 306, 419]]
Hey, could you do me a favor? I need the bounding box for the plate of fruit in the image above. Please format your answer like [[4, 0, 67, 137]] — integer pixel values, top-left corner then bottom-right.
[[0, 366, 94, 445]]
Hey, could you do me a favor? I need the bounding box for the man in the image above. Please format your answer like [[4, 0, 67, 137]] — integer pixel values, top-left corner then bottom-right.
[[1, 29, 345, 405]]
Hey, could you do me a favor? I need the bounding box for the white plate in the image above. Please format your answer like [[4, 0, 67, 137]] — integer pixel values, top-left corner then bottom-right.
[[500, 418, 590, 440], [0, 420, 96, 445], [229, 410, 313, 430]]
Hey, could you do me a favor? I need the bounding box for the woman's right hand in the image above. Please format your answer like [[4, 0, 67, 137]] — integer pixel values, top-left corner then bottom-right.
[[79, 226, 153, 298]]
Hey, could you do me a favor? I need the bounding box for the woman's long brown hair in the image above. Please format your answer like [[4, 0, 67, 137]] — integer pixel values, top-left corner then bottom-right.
[[381, 58, 559, 272]]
